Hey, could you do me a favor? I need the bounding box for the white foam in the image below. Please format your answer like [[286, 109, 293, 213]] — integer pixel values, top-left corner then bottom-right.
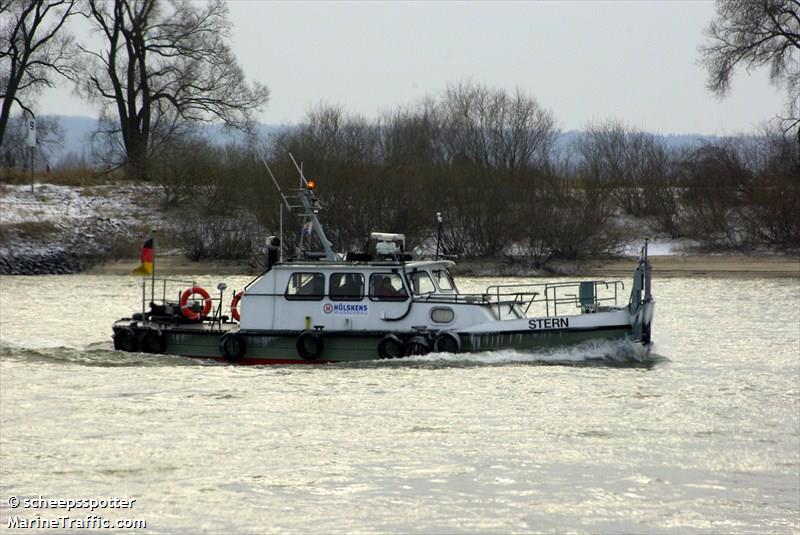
[[403, 338, 651, 365]]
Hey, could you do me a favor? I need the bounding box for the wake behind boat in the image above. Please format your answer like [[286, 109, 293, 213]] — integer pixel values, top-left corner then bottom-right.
[[112, 155, 655, 364]]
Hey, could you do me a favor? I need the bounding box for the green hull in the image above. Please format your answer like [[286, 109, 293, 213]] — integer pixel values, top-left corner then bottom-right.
[[113, 321, 635, 364]]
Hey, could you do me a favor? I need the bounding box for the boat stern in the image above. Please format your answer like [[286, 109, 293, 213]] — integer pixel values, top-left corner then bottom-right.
[[629, 240, 655, 345]]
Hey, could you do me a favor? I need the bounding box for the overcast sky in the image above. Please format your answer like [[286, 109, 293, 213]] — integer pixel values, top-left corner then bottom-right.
[[41, 0, 782, 135]]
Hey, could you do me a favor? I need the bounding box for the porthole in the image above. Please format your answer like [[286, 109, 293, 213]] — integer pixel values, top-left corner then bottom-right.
[[430, 307, 455, 324]]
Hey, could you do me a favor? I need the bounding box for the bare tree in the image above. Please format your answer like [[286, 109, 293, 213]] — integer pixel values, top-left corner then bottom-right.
[[75, 0, 269, 180], [699, 0, 800, 156], [0, 0, 76, 148], [679, 140, 753, 249], [379, 99, 446, 169], [439, 81, 557, 173], [271, 105, 402, 251], [574, 120, 682, 236], [737, 126, 800, 248]]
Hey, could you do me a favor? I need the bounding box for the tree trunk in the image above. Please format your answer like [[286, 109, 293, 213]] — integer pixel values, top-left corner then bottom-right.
[[0, 69, 22, 149], [124, 134, 149, 181]]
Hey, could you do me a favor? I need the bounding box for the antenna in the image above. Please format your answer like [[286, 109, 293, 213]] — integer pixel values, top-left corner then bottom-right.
[[261, 155, 293, 212], [435, 211, 443, 260]]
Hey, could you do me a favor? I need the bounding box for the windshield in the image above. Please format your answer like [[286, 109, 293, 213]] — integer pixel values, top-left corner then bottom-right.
[[410, 271, 436, 295], [432, 269, 457, 292]]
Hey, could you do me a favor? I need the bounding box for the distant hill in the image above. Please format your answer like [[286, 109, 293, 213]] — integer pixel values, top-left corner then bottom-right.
[[48, 115, 286, 165], [554, 130, 716, 156], [46, 115, 717, 166], [46, 115, 98, 162]]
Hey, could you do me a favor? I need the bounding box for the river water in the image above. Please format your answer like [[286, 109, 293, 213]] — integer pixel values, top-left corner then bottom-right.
[[0, 274, 798, 534]]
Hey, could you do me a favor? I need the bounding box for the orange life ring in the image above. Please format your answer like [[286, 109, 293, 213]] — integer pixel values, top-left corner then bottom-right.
[[180, 286, 212, 320], [230, 291, 243, 322]]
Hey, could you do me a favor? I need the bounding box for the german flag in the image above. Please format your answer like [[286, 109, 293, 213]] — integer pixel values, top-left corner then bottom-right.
[[132, 238, 154, 275]]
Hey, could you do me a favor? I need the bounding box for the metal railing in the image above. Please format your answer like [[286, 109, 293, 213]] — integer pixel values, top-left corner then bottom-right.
[[141, 277, 197, 313], [140, 277, 237, 325], [413, 279, 626, 319]]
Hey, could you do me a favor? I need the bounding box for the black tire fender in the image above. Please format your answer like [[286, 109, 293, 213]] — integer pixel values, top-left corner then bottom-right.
[[219, 332, 247, 362], [296, 330, 324, 360], [433, 331, 461, 354], [139, 329, 166, 354], [377, 334, 404, 359], [113, 327, 139, 352], [404, 335, 431, 356]]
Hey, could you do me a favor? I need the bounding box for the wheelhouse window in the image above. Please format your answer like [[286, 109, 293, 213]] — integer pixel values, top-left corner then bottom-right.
[[433, 269, 456, 292], [329, 273, 364, 301], [410, 270, 436, 295], [369, 273, 408, 301], [285, 272, 325, 301]]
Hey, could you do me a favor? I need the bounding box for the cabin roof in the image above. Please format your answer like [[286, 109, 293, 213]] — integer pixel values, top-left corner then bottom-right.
[[270, 259, 455, 271], [405, 260, 456, 270]]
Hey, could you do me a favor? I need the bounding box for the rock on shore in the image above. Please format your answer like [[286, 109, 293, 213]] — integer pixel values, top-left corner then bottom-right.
[[0, 249, 98, 275]]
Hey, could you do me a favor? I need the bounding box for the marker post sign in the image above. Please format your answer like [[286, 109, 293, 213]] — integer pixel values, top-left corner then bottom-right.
[[27, 117, 36, 192]]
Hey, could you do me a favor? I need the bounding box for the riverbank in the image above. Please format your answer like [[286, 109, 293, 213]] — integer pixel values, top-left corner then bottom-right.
[[84, 254, 800, 278], [3, 183, 798, 278]]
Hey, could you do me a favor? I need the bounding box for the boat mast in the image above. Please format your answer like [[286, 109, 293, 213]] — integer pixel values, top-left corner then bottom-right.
[[261, 153, 339, 262]]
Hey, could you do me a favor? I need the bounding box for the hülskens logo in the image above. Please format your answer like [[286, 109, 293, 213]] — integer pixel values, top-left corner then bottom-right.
[[322, 303, 369, 315]]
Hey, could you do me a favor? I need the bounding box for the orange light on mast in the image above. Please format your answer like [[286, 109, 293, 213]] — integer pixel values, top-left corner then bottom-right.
[[306, 179, 316, 190]]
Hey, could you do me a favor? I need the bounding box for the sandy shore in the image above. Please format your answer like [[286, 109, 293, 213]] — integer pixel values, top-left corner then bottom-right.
[[582, 255, 800, 279], [87, 254, 800, 278]]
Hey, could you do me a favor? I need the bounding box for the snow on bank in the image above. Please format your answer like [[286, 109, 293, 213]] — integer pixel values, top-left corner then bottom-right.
[[621, 239, 700, 256], [1, 183, 166, 228], [0, 183, 173, 272]]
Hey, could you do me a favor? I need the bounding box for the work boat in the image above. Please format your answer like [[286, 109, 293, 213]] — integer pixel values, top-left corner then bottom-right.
[[112, 157, 655, 364]]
